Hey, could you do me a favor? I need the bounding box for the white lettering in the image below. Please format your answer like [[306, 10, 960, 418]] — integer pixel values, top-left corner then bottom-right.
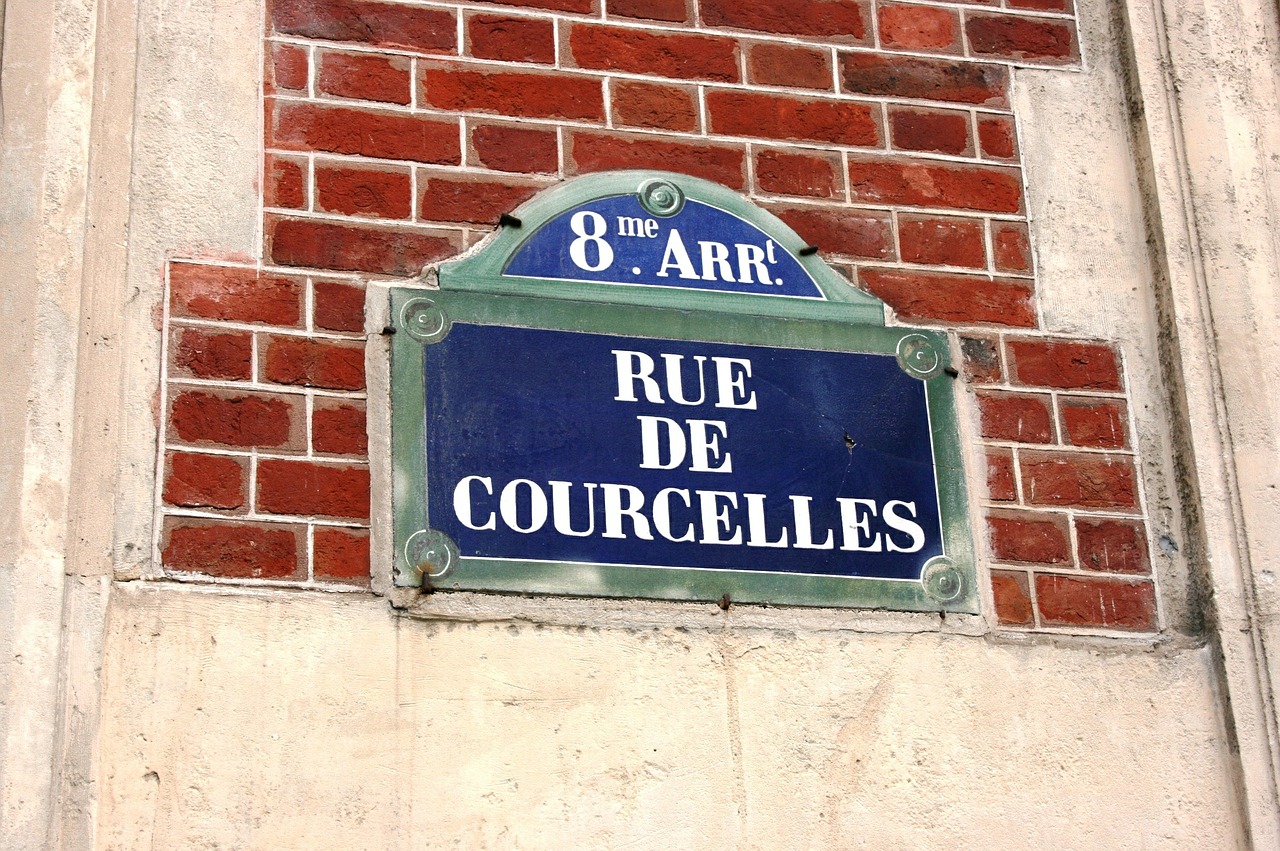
[[499, 479, 548, 534], [884, 500, 926, 553], [453, 475, 496, 531], [790, 495, 834, 549], [569, 210, 614, 271], [637, 415, 687, 470], [712, 357, 758, 410], [698, 241, 734, 282], [744, 493, 788, 548], [655, 229, 698, 279], [698, 490, 742, 545], [687, 419, 732, 473], [836, 498, 882, 552], [549, 481, 596, 537], [612, 350, 664, 403], [653, 487, 695, 542], [601, 483, 653, 540]]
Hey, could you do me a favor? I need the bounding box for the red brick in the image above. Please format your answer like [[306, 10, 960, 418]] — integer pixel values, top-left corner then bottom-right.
[[420, 65, 603, 121], [1007, 339, 1122, 390], [170, 390, 299, 449], [961, 334, 1002, 382], [848, 158, 1022, 213], [266, 154, 306, 209], [468, 14, 555, 64], [314, 280, 365, 332], [991, 570, 1034, 625], [746, 42, 832, 91], [171, 328, 252, 381], [170, 262, 303, 326], [898, 216, 985, 267], [993, 221, 1032, 272], [858, 269, 1035, 327], [488, 0, 594, 11], [840, 53, 1007, 106], [966, 13, 1078, 63], [988, 510, 1069, 563], [268, 215, 462, 276], [987, 449, 1016, 501], [977, 391, 1054, 443], [257, 459, 370, 519], [271, 0, 456, 54], [163, 452, 246, 510], [878, 3, 960, 52], [708, 90, 880, 147], [1076, 518, 1150, 575], [769, 205, 892, 259], [979, 115, 1017, 159], [570, 23, 738, 82], [1035, 574, 1155, 631], [754, 149, 843, 199], [271, 42, 308, 92], [611, 81, 699, 132], [313, 527, 372, 582], [1061, 398, 1127, 449], [570, 131, 745, 188], [313, 399, 368, 455], [607, 0, 688, 21], [419, 175, 543, 225], [1007, 0, 1072, 11], [263, 336, 365, 391], [317, 50, 411, 105], [269, 99, 461, 165], [471, 123, 559, 174], [315, 164, 411, 219], [163, 519, 301, 579], [1020, 451, 1138, 509], [889, 106, 971, 155], [702, 0, 870, 43]]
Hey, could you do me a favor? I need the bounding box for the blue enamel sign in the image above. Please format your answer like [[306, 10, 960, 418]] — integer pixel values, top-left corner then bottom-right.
[[504, 180, 825, 300], [426, 324, 942, 581]]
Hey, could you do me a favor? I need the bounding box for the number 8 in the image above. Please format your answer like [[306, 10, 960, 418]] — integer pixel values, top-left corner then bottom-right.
[[568, 211, 614, 272]]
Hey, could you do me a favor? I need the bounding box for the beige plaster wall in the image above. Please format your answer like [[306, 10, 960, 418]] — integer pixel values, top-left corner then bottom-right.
[[96, 583, 1242, 850]]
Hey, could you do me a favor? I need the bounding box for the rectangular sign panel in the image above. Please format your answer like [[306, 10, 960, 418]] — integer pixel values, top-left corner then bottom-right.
[[428, 324, 943, 580]]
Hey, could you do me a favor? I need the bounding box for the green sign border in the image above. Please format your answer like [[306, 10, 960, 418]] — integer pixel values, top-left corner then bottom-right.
[[389, 171, 977, 613]]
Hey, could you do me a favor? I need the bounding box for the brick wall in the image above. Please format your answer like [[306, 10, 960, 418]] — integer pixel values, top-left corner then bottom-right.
[[157, 0, 1159, 631]]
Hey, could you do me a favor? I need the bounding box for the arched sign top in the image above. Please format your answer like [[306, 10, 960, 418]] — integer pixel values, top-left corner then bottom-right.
[[439, 171, 886, 325]]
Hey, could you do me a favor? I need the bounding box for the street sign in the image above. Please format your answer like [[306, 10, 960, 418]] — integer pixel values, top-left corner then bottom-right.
[[390, 172, 975, 612]]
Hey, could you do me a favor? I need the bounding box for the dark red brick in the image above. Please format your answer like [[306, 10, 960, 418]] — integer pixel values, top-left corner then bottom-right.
[[607, 0, 688, 21], [993, 221, 1032, 272], [1061, 398, 1127, 449], [979, 115, 1017, 159], [471, 123, 559, 174], [1007, 339, 1122, 390], [268, 215, 462, 276], [257, 459, 370, 519], [898, 216, 985, 267], [570, 23, 739, 82], [1076, 518, 1150, 575], [961, 334, 1003, 382], [317, 50, 411, 105], [266, 154, 306, 209], [987, 449, 1016, 501], [889, 106, 971, 155], [570, 131, 745, 188], [991, 570, 1034, 625], [270, 42, 308, 92], [468, 14, 555, 64], [315, 164, 412, 219], [487, 0, 594, 10], [170, 262, 303, 326], [769, 205, 892, 259], [978, 391, 1054, 443], [272, 0, 456, 53], [1007, 0, 1072, 11], [170, 390, 300, 449], [163, 519, 301, 579], [313, 280, 366, 332], [754, 149, 843, 199], [419, 175, 543, 225], [171, 328, 252, 381], [988, 510, 1070, 563], [840, 53, 1007, 106], [611, 81, 699, 132], [966, 13, 1078, 63], [859, 269, 1035, 326], [269, 99, 461, 164], [878, 3, 960, 52], [1035, 574, 1155, 631], [747, 42, 833, 90], [848, 158, 1023, 213], [702, 0, 870, 43], [163, 452, 246, 510], [420, 64, 604, 121], [263, 335, 365, 391], [313, 399, 368, 455], [708, 90, 880, 147], [313, 527, 372, 582], [1020, 451, 1138, 509]]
